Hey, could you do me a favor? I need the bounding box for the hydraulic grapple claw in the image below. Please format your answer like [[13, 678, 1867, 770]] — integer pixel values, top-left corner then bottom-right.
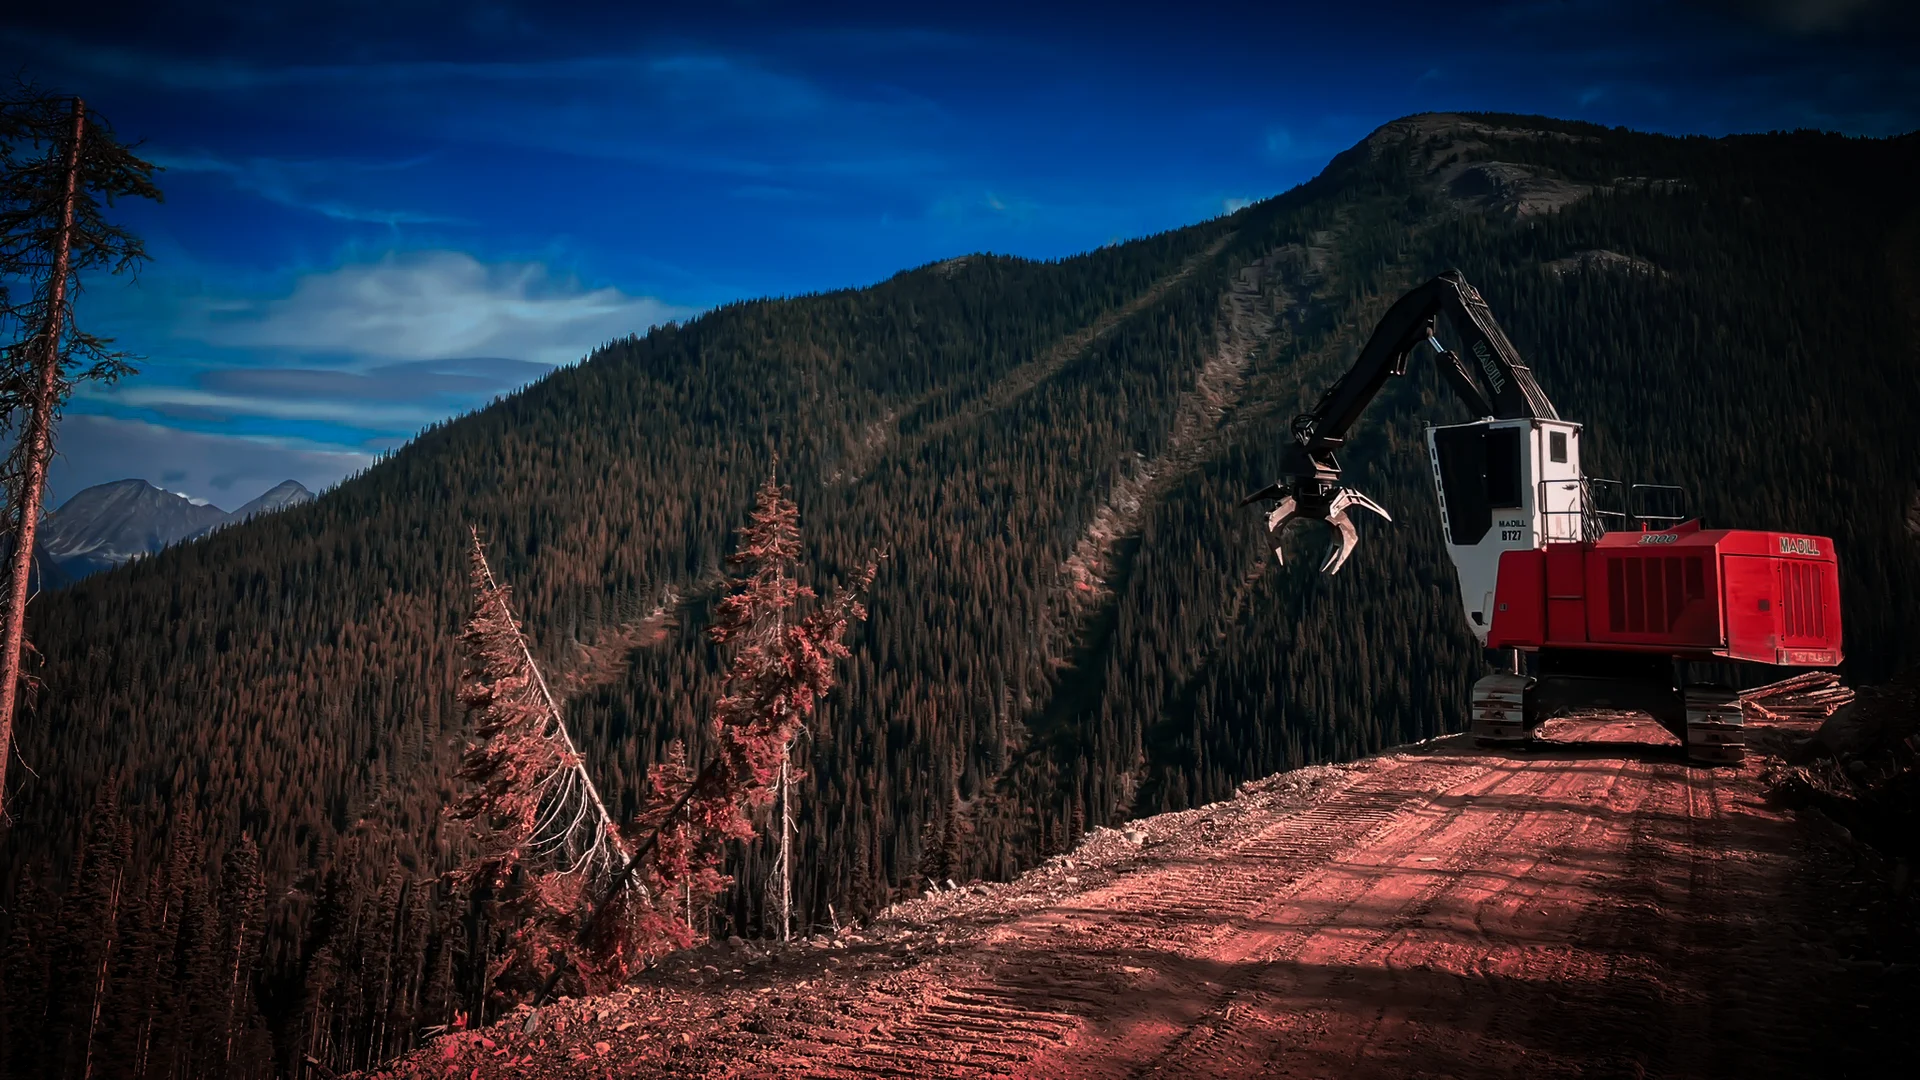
[[1246, 483, 1391, 576]]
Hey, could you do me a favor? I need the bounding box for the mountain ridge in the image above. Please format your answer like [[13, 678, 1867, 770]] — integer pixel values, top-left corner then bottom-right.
[[37, 476, 314, 580]]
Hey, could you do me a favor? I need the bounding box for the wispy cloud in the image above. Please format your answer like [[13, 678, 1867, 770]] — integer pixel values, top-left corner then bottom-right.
[[88, 355, 553, 429], [63, 245, 700, 501], [106, 385, 458, 428], [9, 28, 955, 182], [2, 31, 640, 93], [179, 251, 696, 366], [147, 150, 463, 225], [200, 357, 552, 402], [729, 183, 830, 203]]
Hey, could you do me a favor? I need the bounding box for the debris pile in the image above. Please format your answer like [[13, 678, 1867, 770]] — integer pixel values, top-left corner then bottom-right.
[[1741, 672, 1855, 721], [1762, 666, 1920, 865]]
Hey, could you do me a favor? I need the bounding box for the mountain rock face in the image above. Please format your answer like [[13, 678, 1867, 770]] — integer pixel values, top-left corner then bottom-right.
[[229, 478, 315, 520], [6, 113, 1920, 1071], [38, 477, 314, 579], [38, 479, 232, 578]]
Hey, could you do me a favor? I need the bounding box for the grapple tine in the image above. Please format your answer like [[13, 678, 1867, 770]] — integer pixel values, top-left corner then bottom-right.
[[1264, 496, 1300, 534], [1334, 487, 1392, 523], [1263, 496, 1298, 564], [1320, 510, 1361, 575]]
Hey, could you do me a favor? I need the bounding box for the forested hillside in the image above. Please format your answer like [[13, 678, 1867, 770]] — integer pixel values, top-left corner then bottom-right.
[[3, 112, 1916, 1077]]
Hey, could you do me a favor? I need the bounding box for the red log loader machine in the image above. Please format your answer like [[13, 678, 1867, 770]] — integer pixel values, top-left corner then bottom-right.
[[1241, 270, 1843, 764]]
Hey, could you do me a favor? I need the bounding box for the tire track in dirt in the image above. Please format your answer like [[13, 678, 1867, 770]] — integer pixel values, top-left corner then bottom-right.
[[785, 723, 1844, 1080], [1090, 752, 1612, 1080], [378, 720, 1902, 1079], [673, 754, 1488, 1079], [1459, 750, 1676, 1080]]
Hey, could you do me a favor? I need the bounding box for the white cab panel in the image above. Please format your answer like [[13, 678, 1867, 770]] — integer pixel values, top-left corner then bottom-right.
[[1424, 418, 1584, 644]]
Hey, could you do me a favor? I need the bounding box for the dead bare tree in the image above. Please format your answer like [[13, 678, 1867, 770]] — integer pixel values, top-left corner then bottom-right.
[[0, 85, 161, 817], [446, 530, 643, 1003], [450, 530, 633, 876]]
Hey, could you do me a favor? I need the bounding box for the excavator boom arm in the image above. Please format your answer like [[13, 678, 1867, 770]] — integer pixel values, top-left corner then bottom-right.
[[1300, 269, 1556, 450], [1245, 269, 1560, 574]]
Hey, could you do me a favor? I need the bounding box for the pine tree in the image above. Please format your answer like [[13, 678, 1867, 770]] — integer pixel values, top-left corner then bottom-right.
[[174, 864, 223, 1079], [941, 797, 972, 883], [0, 867, 52, 1080], [296, 941, 341, 1076], [385, 877, 433, 1061], [0, 88, 160, 812], [139, 814, 198, 1080], [48, 782, 131, 1080], [353, 869, 399, 1070], [95, 865, 161, 1080], [216, 835, 266, 1076], [703, 466, 878, 940], [915, 814, 945, 890]]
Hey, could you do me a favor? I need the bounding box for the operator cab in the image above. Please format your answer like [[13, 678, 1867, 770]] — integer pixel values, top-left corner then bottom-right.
[[1425, 417, 1584, 643]]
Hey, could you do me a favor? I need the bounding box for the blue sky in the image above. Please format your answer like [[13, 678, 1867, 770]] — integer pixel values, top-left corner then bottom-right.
[[3, 0, 1914, 510]]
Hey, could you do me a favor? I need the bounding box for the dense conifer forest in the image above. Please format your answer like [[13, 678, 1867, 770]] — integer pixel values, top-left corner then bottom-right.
[[2, 112, 1916, 1076]]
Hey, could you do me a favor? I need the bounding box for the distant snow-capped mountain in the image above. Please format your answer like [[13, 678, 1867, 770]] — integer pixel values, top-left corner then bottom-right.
[[39, 478, 314, 581], [228, 479, 316, 523]]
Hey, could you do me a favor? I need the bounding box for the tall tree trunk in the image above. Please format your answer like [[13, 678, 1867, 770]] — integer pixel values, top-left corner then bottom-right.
[[683, 801, 694, 939], [773, 534, 792, 944], [134, 888, 170, 1080], [0, 97, 83, 814], [776, 752, 792, 942], [80, 863, 122, 1080], [222, 908, 246, 1068]]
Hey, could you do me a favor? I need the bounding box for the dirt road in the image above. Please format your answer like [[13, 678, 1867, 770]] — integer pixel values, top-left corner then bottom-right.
[[392, 718, 1912, 1079]]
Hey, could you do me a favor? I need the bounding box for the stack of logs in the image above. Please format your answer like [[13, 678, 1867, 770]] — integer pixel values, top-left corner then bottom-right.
[[1740, 671, 1855, 721]]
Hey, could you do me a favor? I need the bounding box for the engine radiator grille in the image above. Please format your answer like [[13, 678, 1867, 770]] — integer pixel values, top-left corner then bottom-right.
[[1607, 555, 1706, 634], [1778, 559, 1826, 642]]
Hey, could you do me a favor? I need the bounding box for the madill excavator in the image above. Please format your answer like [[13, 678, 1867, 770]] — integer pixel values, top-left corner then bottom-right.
[[1241, 270, 1843, 764]]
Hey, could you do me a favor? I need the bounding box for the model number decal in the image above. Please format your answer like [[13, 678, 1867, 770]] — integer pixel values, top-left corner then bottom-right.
[[1778, 536, 1821, 556], [1638, 533, 1679, 545], [1501, 530, 1522, 541]]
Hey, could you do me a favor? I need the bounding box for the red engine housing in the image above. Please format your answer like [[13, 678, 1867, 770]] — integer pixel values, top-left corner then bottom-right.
[[1485, 520, 1843, 666]]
